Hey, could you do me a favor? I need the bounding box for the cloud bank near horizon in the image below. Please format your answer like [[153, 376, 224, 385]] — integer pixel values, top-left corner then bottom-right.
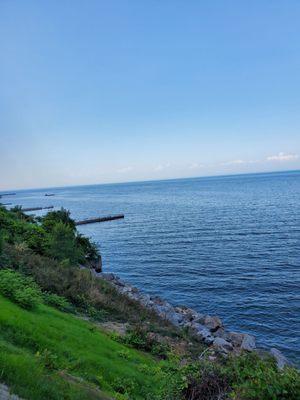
[[0, 151, 299, 191]]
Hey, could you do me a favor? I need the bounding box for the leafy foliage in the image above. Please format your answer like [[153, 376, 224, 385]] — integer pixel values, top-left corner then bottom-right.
[[121, 325, 170, 358], [225, 352, 300, 400], [42, 292, 73, 313], [44, 221, 83, 263], [41, 208, 76, 232], [0, 206, 99, 265], [0, 269, 41, 309]]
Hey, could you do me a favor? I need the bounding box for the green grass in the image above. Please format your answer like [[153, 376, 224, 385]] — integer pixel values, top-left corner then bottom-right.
[[0, 295, 163, 399]]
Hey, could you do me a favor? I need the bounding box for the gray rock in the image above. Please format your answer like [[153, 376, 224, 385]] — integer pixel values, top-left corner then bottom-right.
[[190, 322, 215, 344], [213, 337, 233, 353], [175, 306, 204, 323], [270, 348, 289, 370], [204, 315, 222, 332], [90, 255, 102, 273], [100, 272, 116, 281], [213, 328, 229, 340], [228, 332, 245, 347], [241, 334, 256, 351], [163, 311, 183, 326]]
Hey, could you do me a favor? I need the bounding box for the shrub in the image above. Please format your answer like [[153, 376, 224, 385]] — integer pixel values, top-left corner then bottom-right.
[[0, 269, 41, 309], [121, 326, 170, 358], [41, 208, 76, 232], [155, 360, 230, 400], [42, 292, 73, 313], [112, 377, 137, 396], [45, 222, 83, 264], [225, 352, 300, 400]]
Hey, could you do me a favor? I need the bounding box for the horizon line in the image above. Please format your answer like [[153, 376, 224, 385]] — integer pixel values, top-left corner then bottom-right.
[[1, 168, 299, 194]]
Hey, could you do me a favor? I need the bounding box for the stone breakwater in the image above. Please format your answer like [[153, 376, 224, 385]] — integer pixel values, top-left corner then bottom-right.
[[96, 271, 290, 369]]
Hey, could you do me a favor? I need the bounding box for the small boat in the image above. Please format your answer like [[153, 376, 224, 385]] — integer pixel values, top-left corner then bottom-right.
[[45, 193, 55, 196]]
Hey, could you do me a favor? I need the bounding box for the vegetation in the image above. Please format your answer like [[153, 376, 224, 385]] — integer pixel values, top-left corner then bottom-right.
[[0, 294, 161, 399], [0, 205, 299, 399]]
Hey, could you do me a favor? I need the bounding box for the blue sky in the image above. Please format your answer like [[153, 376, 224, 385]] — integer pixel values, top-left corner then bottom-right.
[[0, 1, 299, 190]]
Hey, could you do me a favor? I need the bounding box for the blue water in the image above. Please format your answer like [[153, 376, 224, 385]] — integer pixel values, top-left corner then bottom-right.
[[5, 171, 300, 364]]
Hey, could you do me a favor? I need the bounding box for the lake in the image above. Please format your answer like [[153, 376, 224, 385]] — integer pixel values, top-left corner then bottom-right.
[[9, 170, 300, 364]]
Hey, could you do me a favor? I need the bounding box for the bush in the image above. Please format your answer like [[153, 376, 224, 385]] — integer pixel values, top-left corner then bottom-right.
[[45, 222, 83, 264], [41, 208, 76, 232], [0, 269, 41, 309], [122, 326, 170, 358], [42, 292, 73, 313], [225, 352, 300, 400]]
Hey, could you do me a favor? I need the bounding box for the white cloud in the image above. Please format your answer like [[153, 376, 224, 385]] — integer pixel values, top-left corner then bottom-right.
[[189, 162, 204, 169], [117, 166, 133, 173], [267, 152, 299, 162], [221, 159, 245, 166], [221, 159, 260, 166], [154, 162, 171, 172]]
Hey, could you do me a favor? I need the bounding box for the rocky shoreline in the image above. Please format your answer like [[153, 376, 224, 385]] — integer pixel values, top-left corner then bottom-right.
[[94, 271, 290, 369]]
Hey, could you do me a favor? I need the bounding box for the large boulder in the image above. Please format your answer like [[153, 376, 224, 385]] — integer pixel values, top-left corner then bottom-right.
[[213, 337, 233, 354], [189, 322, 215, 344], [90, 255, 102, 273], [204, 315, 222, 332], [227, 332, 256, 351], [241, 334, 256, 351], [270, 348, 290, 370]]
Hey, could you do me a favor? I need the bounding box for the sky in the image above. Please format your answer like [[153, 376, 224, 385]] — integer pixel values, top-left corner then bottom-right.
[[0, 0, 300, 190]]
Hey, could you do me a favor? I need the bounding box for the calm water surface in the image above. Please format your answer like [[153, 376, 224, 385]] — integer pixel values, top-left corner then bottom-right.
[[8, 171, 300, 364]]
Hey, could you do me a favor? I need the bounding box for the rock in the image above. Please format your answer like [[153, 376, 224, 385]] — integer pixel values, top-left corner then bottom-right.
[[213, 327, 229, 340], [175, 306, 204, 323], [204, 315, 222, 332], [241, 334, 256, 351], [100, 273, 116, 281], [270, 348, 289, 370], [228, 332, 245, 347], [190, 322, 215, 344], [165, 310, 183, 326], [213, 337, 233, 353], [227, 332, 255, 351]]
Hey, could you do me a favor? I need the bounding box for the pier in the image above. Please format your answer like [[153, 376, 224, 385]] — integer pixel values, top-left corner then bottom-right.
[[75, 214, 124, 225], [21, 206, 54, 212], [0, 193, 16, 198]]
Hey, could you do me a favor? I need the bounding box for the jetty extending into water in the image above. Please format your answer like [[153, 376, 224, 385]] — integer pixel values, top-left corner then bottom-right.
[[0, 193, 16, 198], [75, 214, 124, 225], [21, 206, 54, 212]]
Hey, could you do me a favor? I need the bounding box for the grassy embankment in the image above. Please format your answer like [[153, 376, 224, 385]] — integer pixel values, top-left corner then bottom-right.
[[0, 294, 161, 400]]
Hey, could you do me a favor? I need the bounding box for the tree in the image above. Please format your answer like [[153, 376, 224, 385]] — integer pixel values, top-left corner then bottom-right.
[[45, 222, 83, 264], [41, 208, 76, 232]]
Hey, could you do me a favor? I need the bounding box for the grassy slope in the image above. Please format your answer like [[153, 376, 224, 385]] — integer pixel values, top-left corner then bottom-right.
[[0, 295, 162, 400]]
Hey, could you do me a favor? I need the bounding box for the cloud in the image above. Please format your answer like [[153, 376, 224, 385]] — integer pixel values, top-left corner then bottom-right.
[[221, 159, 260, 166], [267, 152, 299, 162], [117, 166, 133, 173], [221, 159, 246, 166], [189, 162, 204, 169], [154, 163, 171, 172]]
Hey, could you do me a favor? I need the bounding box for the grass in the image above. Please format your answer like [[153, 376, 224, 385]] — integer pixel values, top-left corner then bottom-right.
[[0, 295, 163, 399]]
